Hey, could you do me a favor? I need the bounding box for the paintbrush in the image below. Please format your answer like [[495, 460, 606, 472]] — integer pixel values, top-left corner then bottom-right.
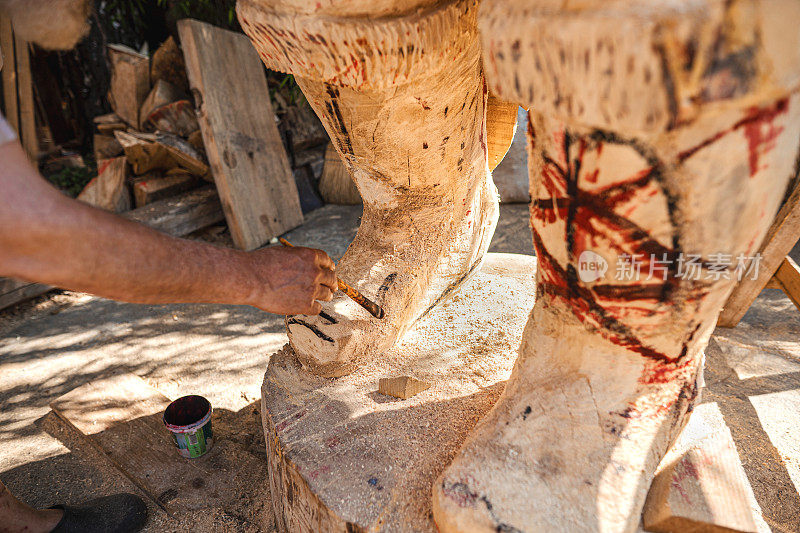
[[278, 238, 386, 319]]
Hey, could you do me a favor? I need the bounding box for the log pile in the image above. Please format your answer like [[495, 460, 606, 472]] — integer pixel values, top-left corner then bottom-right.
[[82, 38, 213, 220]]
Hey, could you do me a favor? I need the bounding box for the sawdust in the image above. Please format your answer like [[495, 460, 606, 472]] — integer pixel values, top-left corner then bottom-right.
[[261, 254, 536, 532]]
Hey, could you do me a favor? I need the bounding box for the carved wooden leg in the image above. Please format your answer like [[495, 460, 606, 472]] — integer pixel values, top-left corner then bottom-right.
[[238, 0, 498, 377], [434, 0, 800, 530]]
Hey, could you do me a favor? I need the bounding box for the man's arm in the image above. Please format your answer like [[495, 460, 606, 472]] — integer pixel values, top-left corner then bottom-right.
[[0, 141, 337, 315]]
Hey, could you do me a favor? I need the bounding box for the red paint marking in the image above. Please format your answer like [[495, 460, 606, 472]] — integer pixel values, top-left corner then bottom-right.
[[672, 456, 701, 505], [677, 98, 789, 175], [98, 159, 113, 174], [742, 100, 787, 177], [307, 465, 331, 480], [274, 409, 307, 432]]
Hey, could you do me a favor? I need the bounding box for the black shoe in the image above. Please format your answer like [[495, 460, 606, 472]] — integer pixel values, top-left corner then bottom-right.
[[50, 493, 147, 533]]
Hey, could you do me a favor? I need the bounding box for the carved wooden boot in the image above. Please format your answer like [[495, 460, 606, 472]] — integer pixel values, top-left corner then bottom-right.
[[434, 0, 800, 530], [238, 0, 499, 377]]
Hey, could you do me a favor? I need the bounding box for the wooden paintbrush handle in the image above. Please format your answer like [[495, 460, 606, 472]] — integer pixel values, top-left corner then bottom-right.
[[337, 280, 385, 319], [278, 238, 385, 319]]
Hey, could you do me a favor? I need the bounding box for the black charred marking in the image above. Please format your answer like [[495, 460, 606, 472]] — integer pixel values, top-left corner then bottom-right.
[[423, 142, 428, 149], [535, 234, 672, 363], [441, 482, 522, 533], [287, 318, 334, 343], [586, 128, 682, 258], [323, 84, 354, 157], [678, 322, 703, 359], [653, 43, 679, 129], [318, 311, 338, 325], [563, 133, 580, 299], [701, 25, 757, 102], [377, 272, 397, 302], [419, 259, 483, 320], [444, 105, 449, 117], [511, 40, 521, 57], [522, 406, 532, 420]]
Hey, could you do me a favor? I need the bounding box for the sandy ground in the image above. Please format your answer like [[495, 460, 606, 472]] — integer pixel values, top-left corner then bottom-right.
[[1, 203, 798, 532]]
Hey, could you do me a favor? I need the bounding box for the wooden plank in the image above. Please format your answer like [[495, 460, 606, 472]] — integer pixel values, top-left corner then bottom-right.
[[178, 19, 302, 251], [49, 374, 193, 515], [14, 34, 36, 160], [718, 181, 800, 327], [123, 185, 224, 237], [132, 171, 199, 208], [0, 277, 51, 311], [93, 134, 123, 161], [50, 373, 267, 516], [0, 14, 18, 133], [115, 130, 208, 178], [643, 430, 758, 533], [486, 95, 518, 171], [774, 256, 800, 312]]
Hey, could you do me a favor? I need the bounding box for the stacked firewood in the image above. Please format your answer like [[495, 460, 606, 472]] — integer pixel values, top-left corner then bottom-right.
[[81, 38, 213, 219]]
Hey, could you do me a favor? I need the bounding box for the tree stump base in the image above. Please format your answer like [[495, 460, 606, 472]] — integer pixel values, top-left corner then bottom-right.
[[260, 253, 537, 532]]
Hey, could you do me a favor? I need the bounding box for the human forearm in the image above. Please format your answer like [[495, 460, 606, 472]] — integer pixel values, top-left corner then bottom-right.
[[0, 142, 336, 313], [0, 144, 253, 305]]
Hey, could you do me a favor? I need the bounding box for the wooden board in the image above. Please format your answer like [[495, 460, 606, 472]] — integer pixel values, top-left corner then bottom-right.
[[139, 79, 182, 128], [773, 256, 800, 312], [14, 33, 35, 160], [132, 172, 199, 208], [0, 277, 51, 311], [124, 185, 224, 237], [485, 95, 518, 172], [643, 429, 758, 533], [50, 373, 265, 516], [0, 14, 18, 133], [718, 180, 800, 327], [94, 134, 123, 161], [261, 254, 537, 532], [178, 19, 302, 251]]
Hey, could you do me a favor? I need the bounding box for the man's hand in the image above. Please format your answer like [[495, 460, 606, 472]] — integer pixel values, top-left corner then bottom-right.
[[247, 246, 337, 315]]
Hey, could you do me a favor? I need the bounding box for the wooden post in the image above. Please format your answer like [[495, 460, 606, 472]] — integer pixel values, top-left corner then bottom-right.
[[772, 257, 800, 312], [14, 34, 36, 160], [0, 15, 37, 161], [0, 14, 19, 134], [718, 180, 800, 327]]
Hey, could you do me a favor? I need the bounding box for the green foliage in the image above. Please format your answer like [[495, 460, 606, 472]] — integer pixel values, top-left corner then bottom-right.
[[157, 0, 240, 31], [47, 164, 96, 198], [98, 0, 153, 49], [274, 74, 304, 106]]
